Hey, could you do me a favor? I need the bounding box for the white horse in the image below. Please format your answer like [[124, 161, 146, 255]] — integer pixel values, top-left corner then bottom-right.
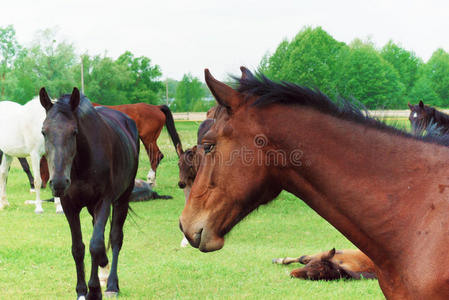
[[0, 98, 62, 214]]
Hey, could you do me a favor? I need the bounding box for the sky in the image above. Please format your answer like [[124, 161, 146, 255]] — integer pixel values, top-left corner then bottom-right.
[[2, 0, 449, 81]]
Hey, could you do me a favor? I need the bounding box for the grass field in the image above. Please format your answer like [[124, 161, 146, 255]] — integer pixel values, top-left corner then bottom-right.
[[0, 120, 396, 299]]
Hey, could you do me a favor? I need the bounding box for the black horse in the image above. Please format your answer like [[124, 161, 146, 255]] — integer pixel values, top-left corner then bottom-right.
[[40, 87, 139, 299]]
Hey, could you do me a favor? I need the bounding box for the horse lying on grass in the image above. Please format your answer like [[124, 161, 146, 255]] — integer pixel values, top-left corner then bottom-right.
[[273, 248, 376, 280], [43, 179, 172, 204]]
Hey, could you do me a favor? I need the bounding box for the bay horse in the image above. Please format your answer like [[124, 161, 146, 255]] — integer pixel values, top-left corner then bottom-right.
[[273, 248, 376, 280], [40, 88, 139, 299], [0, 98, 62, 213], [91, 102, 182, 186], [177, 118, 213, 247], [408, 100, 449, 135], [180, 67, 449, 299]]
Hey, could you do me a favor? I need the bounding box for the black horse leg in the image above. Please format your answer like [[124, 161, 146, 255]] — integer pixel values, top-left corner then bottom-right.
[[87, 200, 111, 299], [106, 200, 129, 294], [64, 205, 87, 299], [18, 158, 35, 190]]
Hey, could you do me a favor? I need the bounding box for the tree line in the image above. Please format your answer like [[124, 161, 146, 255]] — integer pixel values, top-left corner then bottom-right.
[[2, 25, 449, 110], [259, 26, 449, 109], [0, 26, 213, 111]]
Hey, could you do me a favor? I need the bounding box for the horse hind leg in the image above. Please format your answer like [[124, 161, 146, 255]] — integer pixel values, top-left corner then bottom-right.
[[18, 157, 35, 192], [0, 155, 13, 209], [105, 198, 130, 296]]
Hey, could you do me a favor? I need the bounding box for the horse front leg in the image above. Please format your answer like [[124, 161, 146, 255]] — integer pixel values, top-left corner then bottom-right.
[[105, 199, 129, 296], [25, 152, 43, 213], [0, 154, 12, 210], [87, 200, 111, 300], [63, 205, 87, 299]]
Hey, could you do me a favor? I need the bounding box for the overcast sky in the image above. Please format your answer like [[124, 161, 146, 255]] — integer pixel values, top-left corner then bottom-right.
[[2, 0, 449, 81]]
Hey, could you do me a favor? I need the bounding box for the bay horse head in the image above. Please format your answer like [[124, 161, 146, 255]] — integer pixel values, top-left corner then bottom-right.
[[179, 67, 283, 252], [408, 100, 435, 135], [40, 87, 80, 197], [290, 249, 363, 280]]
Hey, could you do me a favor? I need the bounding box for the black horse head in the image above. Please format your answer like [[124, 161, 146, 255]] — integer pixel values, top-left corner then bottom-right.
[[40, 87, 80, 197]]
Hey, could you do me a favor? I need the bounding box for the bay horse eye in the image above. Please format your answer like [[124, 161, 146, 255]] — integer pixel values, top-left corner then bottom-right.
[[204, 144, 215, 154], [41, 131, 46, 137]]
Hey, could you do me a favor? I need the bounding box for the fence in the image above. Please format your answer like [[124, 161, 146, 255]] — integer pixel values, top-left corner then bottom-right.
[[173, 110, 449, 121]]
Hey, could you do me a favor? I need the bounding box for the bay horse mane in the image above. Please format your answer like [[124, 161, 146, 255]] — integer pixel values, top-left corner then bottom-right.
[[225, 73, 449, 146]]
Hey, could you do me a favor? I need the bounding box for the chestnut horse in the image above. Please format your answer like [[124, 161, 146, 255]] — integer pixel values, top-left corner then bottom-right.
[[40, 88, 139, 299], [180, 67, 449, 299], [408, 100, 449, 135], [273, 248, 376, 280]]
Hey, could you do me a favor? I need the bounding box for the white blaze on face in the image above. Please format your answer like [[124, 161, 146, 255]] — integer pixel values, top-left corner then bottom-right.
[[413, 112, 418, 118]]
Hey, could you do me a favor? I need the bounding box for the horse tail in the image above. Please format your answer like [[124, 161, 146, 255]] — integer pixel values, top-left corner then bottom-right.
[[159, 105, 182, 155]]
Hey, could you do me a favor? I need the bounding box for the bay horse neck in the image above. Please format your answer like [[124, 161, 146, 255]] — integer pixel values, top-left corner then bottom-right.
[[263, 104, 449, 264]]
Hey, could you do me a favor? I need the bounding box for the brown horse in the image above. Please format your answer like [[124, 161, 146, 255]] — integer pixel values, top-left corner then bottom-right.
[[180, 67, 449, 299], [408, 100, 449, 135], [273, 248, 376, 280], [177, 118, 213, 247]]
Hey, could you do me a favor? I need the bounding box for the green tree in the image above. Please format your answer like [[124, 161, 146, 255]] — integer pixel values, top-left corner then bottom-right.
[[116, 51, 164, 104], [424, 48, 449, 105], [259, 27, 347, 97], [335, 39, 405, 108], [380, 41, 422, 97], [408, 76, 441, 106], [0, 25, 21, 99], [173, 73, 205, 111]]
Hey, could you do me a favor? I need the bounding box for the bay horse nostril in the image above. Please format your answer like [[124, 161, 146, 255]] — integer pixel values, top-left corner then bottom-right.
[[178, 181, 186, 189], [65, 178, 70, 185]]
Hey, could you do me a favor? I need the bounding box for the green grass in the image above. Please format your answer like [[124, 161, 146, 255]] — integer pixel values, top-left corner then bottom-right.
[[0, 121, 385, 299]]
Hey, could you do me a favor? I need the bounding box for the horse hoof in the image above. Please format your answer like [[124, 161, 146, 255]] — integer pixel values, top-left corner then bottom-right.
[[77, 296, 86, 300], [55, 206, 64, 214], [104, 291, 118, 298], [34, 207, 44, 214]]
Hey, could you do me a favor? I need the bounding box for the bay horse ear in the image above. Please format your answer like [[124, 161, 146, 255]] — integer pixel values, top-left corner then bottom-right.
[[176, 143, 184, 157], [39, 87, 53, 112], [205, 69, 241, 113], [408, 102, 413, 110], [240, 66, 254, 80], [70, 87, 81, 111], [419, 100, 424, 108], [323, 248, 336, 260]]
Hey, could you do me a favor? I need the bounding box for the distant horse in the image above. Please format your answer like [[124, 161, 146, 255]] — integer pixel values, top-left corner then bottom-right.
[[129, 179, 172, 202], [177, 118, 213, 247], [0, 151, 36, 191], [40, 88, 139, 299], [0, 98, 62, 213], [180, 67, 449, 299], [408, 100, 449, 135], [91, 102, 182, 186], [273, 248, 376, 280]]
